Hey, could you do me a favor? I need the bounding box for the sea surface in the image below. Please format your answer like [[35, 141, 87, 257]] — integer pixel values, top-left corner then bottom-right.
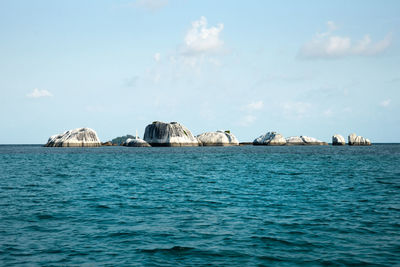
[[0, 144, 399, 266]]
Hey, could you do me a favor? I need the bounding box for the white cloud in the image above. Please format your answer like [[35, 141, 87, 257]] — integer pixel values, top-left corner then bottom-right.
[[184, 16, 224, 54], [353, 34, 392, 55], [299, 22, 392, 59], [239, 115, 256, 126], [26, 88, 53, 98], [154, 52, 161, 62], [243, 100, 263, 111], [134, 0, 168, 11], [165, 16, 226, 68], [380, 99, 391, 107]]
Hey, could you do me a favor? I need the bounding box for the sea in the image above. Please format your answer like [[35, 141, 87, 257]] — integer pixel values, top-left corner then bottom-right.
[[0, 144, 399, 266]]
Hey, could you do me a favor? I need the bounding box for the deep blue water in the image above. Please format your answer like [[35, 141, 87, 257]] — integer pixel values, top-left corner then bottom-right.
[[0, 145, 399, 266]]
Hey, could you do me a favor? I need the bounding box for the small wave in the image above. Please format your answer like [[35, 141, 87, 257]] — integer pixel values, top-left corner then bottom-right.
[[55, 173, 70, 178], [141, 246, 194, 253], [36, 214, 55, 220], [252, 235, 294, 246], [270, 170, 303, 176], [257, 255, 285, 262], [108, 232, 137, 237], [68, 250, 89, 256], [95, 204, 111, 209], [43, 249, 63, 254], [388, 206, 400, 211]]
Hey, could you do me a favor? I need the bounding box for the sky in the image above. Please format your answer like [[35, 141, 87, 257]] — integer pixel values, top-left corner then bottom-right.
[[0, 0, 399, 143]]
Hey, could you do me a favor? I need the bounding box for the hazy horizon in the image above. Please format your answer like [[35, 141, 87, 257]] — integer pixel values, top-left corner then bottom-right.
[[1, 0, 399, 144]]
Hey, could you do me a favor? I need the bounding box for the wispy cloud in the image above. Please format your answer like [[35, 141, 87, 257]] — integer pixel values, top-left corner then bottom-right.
[[239, 115, 256, 126], [380, 99, 391, 107], [243, 100, 263, 111], [26, 88, 53, 98], [299, 21, 392, 59], [154, 52, 161, 62], [282, 101, 312, 119], [238, 101, 263, 126], [323, 108, 333, 117]]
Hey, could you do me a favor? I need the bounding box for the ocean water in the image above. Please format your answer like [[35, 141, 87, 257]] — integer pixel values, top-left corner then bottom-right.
[[0, 145, 399, 266]]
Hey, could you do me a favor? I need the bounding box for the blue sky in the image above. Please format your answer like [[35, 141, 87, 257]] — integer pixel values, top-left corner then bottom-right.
[[0, 0, 399, 143]]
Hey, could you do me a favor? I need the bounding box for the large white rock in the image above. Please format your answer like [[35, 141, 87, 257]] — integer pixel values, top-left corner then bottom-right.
[[143, 121, 199, 147], [123, 137, 151, 147], [253, 132, 286, 146], [332, 134, 346, 146], [45, 128, 101, 147], [348, 133, 371, 146], [285, 136, 303, 145], [286, 136, 328, 145], [196, 131, 239, 146]]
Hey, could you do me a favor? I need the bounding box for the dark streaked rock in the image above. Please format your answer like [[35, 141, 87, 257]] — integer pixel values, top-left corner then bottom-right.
[[253, 132, 286, 146], [286, 136, 328, 145], [143, 121, 199, 147], [196, 130, 239, 146], [45, 128, 101, 147], [348, 133, 371, 146], [332, 134, 346, 146], [123, 138, 151, 147]]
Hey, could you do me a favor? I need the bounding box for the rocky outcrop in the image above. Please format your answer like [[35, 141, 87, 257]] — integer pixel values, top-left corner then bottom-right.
[[123, 138, 151, 147], [101, 141, 113, 146], [239, 142, 253, 146], [332, 134, 346, 146], [196, 131, 239, 146], [111, 134, 135, 145], [253, 132, 286, 146], [45, 128, 101, 147], [143, 121, 199, 147], [348, 133, 371, 146], [286, 136, 328, 145]]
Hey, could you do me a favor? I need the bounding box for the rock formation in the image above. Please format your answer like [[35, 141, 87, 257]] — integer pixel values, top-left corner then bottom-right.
[[348, 133, 371, 146], [286, 136, 328, 145], [123, 137, 151, 147], [253, 132, 286, 146], [45, 128, 101, 147], [101, 141, 113, 146], [332, 134, 346, 146], [196, 131, 239, 146], [111, 134, 135, 145], [143, 121, 199, 147]]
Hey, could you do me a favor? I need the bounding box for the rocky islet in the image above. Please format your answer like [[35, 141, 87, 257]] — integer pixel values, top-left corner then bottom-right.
[[196, 131, 239, 146], [45, 123, 372, 147], [45, 128, 101, 147]]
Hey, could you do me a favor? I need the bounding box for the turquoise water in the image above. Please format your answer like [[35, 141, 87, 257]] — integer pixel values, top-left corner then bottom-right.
[[0, 145, 399, 266]]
